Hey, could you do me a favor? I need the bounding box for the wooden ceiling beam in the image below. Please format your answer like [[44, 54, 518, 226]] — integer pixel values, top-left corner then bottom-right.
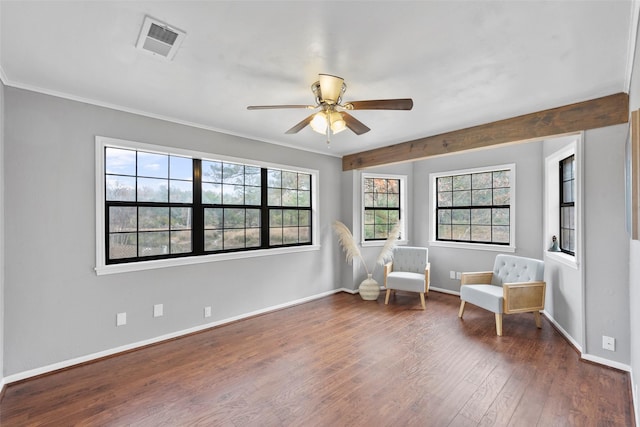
[[342, 92, 629, 171]]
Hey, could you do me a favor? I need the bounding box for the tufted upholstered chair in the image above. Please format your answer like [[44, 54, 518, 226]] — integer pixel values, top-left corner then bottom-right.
[[383, 247, 430, 310], [458, 254, 545, 336]]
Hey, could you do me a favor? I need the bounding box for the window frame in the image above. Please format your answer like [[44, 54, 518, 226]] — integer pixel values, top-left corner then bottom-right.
[[95, 136, 319, 275], [429, 164, 516, 252], [559, 155, 576, 255], [361, 173, 407, 247]]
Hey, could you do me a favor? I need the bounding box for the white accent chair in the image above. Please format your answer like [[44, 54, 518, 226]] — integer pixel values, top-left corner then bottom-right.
[[383, 247, 430, 310], [458, 254, 546, 336]]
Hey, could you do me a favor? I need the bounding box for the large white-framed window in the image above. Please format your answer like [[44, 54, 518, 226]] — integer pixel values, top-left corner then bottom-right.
[[96, 136, 319, 275], [429, 164, 516, 252], [361, 173, 407, 246], [544, 136, 581, 269]]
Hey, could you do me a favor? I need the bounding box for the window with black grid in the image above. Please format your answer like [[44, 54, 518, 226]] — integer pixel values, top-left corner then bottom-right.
[[363, 177, 401, 240], [559, 155, 575, 255]]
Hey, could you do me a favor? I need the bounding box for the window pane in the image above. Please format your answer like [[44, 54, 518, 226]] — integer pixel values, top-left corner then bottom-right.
[[224, 229, 245, 249], [563, 181, 574, 203], [299, 211, 310, 226], [283, 210, 299, 226], [245, 166, 261, 186], [268, 188, 281, 206], [246, 228, 261, 247], [375, 224, 388, 239], [170, 180, 192, 203], [223, 163, 244, 184], [202, 161, 222, 182], [223, 208, 245, 228], [492, 226, 510, 243], [438, 191, 452, 207], [374, 210, 389, 224], [437, 176, 452, 192], [375, 193, 388, 207], [298, 190, 310, 207], [493, 170, 510, 188], [282, 189, 298, 206], [364, 178, 374, 193], [171, 207, 191, 230], [471, 208, 491, 225], [138, 152, 168, 178], [245, 186, 260, 205], [105, 147, 136, 175], [472, 189, 492, 206], [139, 207, 169, 231], [492, 208, 510, 226], [109, 233, 137, 259], [452, 175, 471, 190], [246, 209, 261, 227], [270, 210, 282, 227], [283, 227, 299, 244], [471, 225, 491, 242], [364, 192, 374, 208], [438, 224, 451, 240], [365, 210, 375, 225], [493, 188, 510, 205], [282, 171, 298, 189], [299, 174, 311, 191], [452, 191, 471, 206], [138, 178, 168, 202], [202, 183, 221, 204], [106, 175, 136, 201], [451, 209, 470, 224], [389, 210, 399, 224], [170, 230, 191, 254], [267, 169, 281, 187], [364, 224, 375, 240], [472, 172, 492, 189], [388, 193, 399, 208], [452, 225, 470, 240], [109, 206, 136, 232], [222, 184, 244, 204], [270, 228, 283, 245], [170, 156, 192, 180], [387, 179, 399, 194], [139, 231, 170, 256], [374, 178, 387, 193], [204, 208, 222, 229], [438, 209, 451, 224], [204, 230, 222, 251], [299, 227, 311, 243]]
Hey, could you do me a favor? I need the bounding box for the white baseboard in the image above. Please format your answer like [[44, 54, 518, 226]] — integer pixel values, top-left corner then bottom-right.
[[3, 288, 344, 385], [541, 309, 583, 353], [429, 286, 460, 296], [542, 310, 631, 372], [631, 368, 639, 427]]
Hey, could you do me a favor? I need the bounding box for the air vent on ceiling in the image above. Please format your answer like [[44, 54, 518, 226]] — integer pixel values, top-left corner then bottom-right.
[[136, 16, 185, 60]]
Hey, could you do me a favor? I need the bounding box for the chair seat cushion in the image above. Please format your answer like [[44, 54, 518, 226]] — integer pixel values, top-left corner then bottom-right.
[[386, 271, 425, 292], [460, 284, 504, 314]]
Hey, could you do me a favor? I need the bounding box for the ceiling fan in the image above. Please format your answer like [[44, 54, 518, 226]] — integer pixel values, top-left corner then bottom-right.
[[247, 74, 413, 144]]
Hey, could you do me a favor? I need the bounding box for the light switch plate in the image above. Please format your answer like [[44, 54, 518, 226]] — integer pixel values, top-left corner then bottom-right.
[[116, 312, 127, 326], [154, 304, 163, 317]]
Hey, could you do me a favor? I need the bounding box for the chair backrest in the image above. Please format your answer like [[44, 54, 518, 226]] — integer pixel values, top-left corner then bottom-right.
[[392, 246, 428, 274], [491, 254, 544, 286]]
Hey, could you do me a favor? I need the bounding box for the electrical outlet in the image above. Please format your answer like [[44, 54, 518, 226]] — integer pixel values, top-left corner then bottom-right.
[[456, 272, 462, 280], [450, 270, 456, 279], [602, 335, 615, 351], [116, 312, 127, 326], [204, 306, 212, 318], [154, 303, 163, 317]]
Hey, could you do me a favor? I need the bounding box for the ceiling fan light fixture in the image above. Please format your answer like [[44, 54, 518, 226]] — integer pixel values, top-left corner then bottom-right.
[[318, 74, 345, 104], [329, 111, 347, 134], [310, 112, 328, 134]]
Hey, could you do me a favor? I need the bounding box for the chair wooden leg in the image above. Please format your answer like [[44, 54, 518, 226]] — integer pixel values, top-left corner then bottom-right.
[[495, 313, 503, 336], [419, 293, 426, 310], [458, 300, 466, 318], [384, 289, 391, 305], [534, 311, 542, 328]]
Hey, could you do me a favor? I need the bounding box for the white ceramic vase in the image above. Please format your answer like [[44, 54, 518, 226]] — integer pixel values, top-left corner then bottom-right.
[[359, 273, 380, 301]]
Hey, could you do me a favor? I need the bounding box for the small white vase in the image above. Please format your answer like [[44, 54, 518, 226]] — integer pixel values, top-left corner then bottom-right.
[[359, 273, 380, 301]]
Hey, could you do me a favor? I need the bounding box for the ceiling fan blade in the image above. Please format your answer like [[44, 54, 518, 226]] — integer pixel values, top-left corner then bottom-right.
[[247, 105, 314, 110], [342, 112, 371, 135], [345, 99, 414, 110], [285, 114, 315, 134]]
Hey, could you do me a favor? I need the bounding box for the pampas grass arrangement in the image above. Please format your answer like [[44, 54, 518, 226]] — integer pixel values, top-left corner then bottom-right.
[[332, 220, 402, 276]]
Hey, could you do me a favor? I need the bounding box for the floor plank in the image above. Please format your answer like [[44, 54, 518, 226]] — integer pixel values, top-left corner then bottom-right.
[[0, 291, 634, 426]]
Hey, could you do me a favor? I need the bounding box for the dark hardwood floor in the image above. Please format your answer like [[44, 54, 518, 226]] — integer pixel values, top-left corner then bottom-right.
[[0, 291, 634, 426]]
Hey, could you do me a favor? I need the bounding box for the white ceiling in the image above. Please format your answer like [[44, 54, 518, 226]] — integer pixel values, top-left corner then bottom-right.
[[0, 1, 636, 157]]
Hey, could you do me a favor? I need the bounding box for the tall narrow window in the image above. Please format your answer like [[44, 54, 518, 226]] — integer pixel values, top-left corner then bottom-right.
[[363, 176, 404, 241], [560, 155, 575, 255]]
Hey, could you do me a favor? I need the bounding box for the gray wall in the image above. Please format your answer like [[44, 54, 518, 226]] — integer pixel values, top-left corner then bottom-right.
[[412, 141, 544, 293], [583, 124, 630, 364], [628, 15, 640, 411], [0, 78, 5, 383], [3, 87, 344, 376]]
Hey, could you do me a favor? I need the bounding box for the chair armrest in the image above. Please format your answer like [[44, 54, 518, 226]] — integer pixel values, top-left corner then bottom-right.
[[460, 271, 493, 286], [425, 262, 431, 292], [383, 261, 393, 288], [503, 281, 546, 314]]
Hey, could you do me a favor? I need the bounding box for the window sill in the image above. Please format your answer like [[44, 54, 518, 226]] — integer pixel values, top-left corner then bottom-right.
[[429, 240, 515, 253], [95, 245, 321, 276], [361, 240, 408, 248], [544, 250, 579, 269]]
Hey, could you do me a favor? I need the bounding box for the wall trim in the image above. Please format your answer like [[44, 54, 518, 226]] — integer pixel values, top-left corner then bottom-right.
[[542, 309, 584, 353], [632, 367, 639, 427], [3, 288, 345, 384], [430, 286, 460, 296]]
